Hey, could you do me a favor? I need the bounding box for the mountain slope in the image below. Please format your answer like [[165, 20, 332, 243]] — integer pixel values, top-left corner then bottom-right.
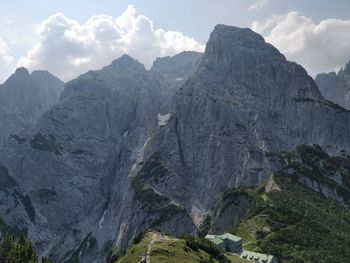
[[115, 231, 248, 263], [0, 54, 198, 262], [1, 25, 350, 263], [0, 68, 64, 145], [136, 24, 350, 229], [206, 145, 350, 263]]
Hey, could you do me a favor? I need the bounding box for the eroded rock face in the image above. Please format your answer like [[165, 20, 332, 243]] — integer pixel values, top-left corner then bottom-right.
[[315, 61, 350, 110], [0, 68, 64, 145], [150, 51, 202, 112], [138, 25, 350, 222], [0, 54, 199, 262], [1, 25, 350, 263], [208, 189, 253, 235]]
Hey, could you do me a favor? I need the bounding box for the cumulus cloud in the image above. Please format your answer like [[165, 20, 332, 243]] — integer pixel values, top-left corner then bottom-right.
[[252, 12, 350, 75], [19, 5, 204, 81], [248, 0, 269, 11], [0, 38, 13, 67]]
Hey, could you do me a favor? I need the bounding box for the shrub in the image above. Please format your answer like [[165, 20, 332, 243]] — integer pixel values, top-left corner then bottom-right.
[[183, 236, 230, 263]]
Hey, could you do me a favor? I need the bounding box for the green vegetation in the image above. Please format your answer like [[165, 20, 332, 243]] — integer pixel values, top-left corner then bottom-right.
[[279, 144, 350, 204], [234, 147, 350, 263], [183, 235, 230, 263], [0, 234, 51, 263], [193, 145, 350, 262], [116, 232, 151, 263], [116, 231, 249, 263], [119, 145, 350, 263]]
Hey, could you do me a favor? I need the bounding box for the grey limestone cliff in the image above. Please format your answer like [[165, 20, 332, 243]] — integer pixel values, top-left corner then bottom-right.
[[315, 61, 350, 110], [1, 25, 350, 263]]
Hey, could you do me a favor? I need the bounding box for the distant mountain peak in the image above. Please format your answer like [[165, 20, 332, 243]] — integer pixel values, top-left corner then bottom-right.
[[111, 54, 146, 71], [14, 67, 29, 76], [343, 60, 350, 75]]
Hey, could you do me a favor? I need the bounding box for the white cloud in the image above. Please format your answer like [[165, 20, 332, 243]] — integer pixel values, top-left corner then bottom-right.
[[248, 0, 269, 11], [0, 38, 13, 67], [252, 12, 350, 75], [18, 5, 204, 81]]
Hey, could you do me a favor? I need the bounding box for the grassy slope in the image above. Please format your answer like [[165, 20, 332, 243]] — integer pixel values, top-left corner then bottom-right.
[[119, 145, 350, 263], [235, 174, 350, 263], [117, 231, 249, 263]]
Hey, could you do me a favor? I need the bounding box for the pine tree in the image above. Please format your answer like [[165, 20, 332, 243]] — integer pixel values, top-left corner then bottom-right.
[[0, 234, 48, 263]]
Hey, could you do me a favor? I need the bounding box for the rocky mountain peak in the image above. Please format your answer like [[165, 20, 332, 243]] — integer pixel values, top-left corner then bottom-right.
[[191, 24, 321, 102], [5, 67, 30, 84], [315, 59, 350, 109], [342, 60, 350, 75], [151, 51, 202, 74], [0, 68, 64, 144], [111, 54, 146, 72], [14, 67, 30, 76], [205, 24, 285, 63]]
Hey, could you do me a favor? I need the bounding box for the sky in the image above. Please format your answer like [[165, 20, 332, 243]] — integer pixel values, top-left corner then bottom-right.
[[0, 0, 349, 82]]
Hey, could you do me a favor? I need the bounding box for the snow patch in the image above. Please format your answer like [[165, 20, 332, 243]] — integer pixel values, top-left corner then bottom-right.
[[175, 77, 184, 81], [158, 113, 170, 127], [99, 210, 106, 229], [123, 131, 129, 138]]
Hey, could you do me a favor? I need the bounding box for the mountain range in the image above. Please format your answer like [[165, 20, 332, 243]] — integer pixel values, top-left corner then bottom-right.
[[0, 24, 350, 263], [315, 61, 350, 110]]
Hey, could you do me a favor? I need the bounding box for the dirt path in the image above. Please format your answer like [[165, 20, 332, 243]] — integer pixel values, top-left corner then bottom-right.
[[140, 231, 170, 263], [145, 232, 158, 263]]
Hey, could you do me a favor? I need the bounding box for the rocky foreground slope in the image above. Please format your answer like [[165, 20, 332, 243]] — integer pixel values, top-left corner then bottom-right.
[[0, 25, 350, 262]]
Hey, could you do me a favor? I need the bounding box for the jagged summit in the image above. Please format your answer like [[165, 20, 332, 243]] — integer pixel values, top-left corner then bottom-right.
[[151, 51, 202, 69], [5, 68, 63, 86], [315, 59, 350, 109], [341, 60, 350, 75]]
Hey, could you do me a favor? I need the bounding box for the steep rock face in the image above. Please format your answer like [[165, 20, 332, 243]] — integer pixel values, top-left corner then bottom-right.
[[0, 55, 195, 262], [137, 25, 350, 227], [150, 51, 202, 111], [278, 144, 350, 206], [0, 68, 64, 144], [0, 162, 35, 236], [315, 61, 350, 110], [207, 189, 253, 235]]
